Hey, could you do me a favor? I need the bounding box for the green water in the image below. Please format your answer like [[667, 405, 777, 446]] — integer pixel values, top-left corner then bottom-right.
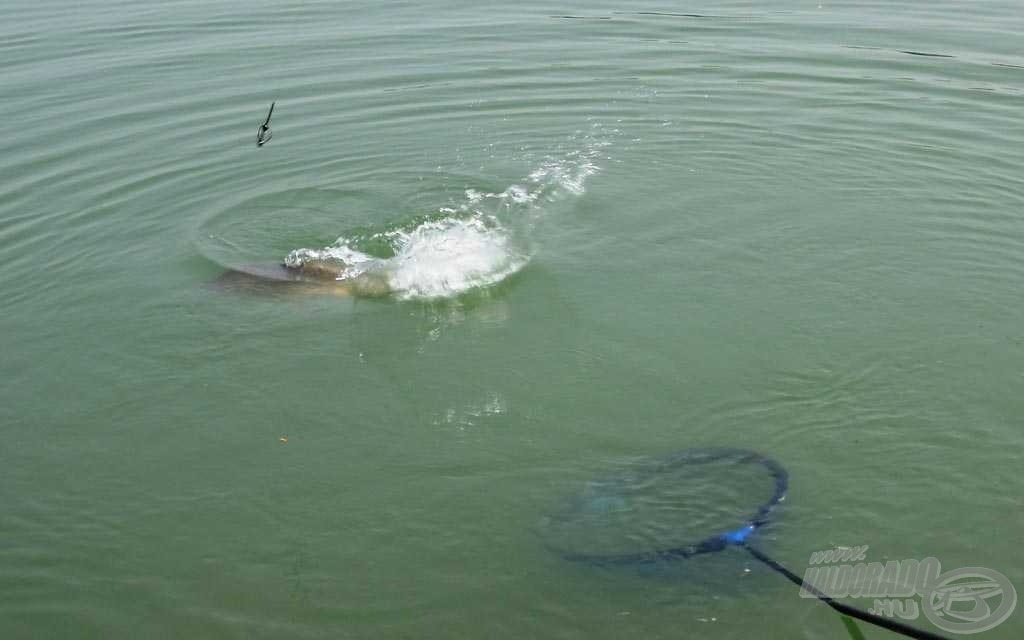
[[2, 1, 1022, 638]]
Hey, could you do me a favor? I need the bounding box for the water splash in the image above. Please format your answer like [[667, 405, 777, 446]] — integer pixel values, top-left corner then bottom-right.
[[384, 216, 526, 300], [285, 129, 612, 300]]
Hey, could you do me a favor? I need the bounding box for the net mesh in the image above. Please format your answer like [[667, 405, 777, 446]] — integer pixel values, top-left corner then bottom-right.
[[538, 448, 787, 562]]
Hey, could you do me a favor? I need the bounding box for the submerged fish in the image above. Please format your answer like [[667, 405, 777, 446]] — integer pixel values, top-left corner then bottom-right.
[[211, 258, 390, 297]]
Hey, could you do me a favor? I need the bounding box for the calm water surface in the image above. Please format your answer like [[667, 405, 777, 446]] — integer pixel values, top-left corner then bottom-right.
[[2, 1, 1022, 638]]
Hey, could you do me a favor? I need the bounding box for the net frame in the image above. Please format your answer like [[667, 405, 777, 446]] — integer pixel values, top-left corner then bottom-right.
[[550, 447, 789, 566]]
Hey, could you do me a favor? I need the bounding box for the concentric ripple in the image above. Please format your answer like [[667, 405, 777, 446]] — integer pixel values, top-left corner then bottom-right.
[[198, 130, 612, 299]]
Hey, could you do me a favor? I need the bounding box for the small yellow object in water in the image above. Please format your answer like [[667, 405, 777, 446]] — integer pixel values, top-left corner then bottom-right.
[[279, 436, 288, 444]]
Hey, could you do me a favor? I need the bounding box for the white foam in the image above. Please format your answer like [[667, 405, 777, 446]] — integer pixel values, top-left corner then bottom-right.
[[384, 217, 527, 300], [284, 131, 611, 299], [528, 147, 604, 196]]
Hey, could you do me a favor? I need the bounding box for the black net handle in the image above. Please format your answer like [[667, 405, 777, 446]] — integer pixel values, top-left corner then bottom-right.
[[744, 546, 951, 640]]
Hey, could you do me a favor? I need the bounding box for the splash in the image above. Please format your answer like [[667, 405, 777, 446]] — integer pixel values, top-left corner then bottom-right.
[[285, 130, 611, 300], [384, 217, 526, 299]]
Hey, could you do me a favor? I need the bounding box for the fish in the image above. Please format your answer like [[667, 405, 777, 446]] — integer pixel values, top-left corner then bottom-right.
[[210, 259, 390, 298], [256, 102, 274, 146]]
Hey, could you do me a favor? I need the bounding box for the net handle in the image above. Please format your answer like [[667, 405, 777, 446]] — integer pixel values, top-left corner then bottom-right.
[[743, 545, 951, 640]]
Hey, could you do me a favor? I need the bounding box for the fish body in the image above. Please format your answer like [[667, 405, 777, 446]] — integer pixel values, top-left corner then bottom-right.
[[256, 102, 274, 146]]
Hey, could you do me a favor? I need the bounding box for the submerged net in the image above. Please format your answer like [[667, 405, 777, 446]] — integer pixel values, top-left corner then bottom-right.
[[538, 448, 787, 565], [539, 448, 952, 640]]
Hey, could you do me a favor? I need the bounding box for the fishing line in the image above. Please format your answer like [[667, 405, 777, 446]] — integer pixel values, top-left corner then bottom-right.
[[539, 448, 950, 640]]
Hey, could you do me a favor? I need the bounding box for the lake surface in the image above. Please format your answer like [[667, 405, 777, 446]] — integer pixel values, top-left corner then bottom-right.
[[2, 1, 1022, 638]]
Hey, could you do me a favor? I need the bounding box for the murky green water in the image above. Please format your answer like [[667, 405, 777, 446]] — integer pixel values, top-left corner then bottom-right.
[[2, 1, 1022, 638]]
